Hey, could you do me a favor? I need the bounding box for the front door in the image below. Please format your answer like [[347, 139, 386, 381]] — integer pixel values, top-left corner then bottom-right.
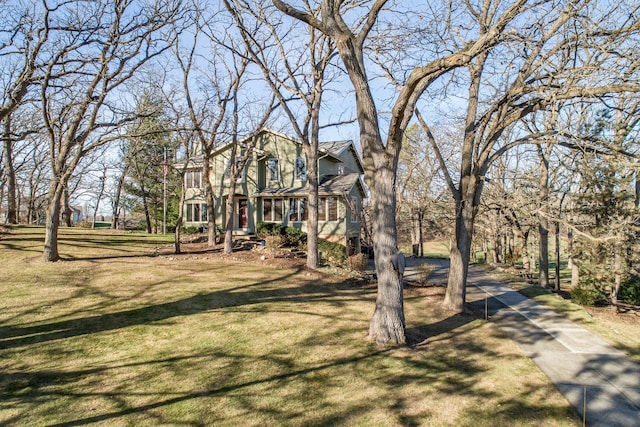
[[238, 199, 248, 228]]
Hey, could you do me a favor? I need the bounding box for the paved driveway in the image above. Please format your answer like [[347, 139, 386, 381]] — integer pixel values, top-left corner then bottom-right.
[[402, 258, 640, 426]]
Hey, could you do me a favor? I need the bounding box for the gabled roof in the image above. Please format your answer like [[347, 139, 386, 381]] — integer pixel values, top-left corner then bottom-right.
[[210, 128, 299, 157], [174, 154, 204, 170], [319, 140, 352, 156], [319, 140, 365, 174], [207, 129, 363, 172]]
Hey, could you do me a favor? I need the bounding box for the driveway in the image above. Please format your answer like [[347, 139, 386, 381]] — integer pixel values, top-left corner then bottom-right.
[[403, 258, 640, 426]]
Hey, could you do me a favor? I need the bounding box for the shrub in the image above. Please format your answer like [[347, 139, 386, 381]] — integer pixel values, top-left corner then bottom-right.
[[264, 235, 285, 248], [181, 226, 202, 234], [346, 253, 369, 272], [570, 285, 608, 307], [256, 221, 284, 239], [619, 278, 640, 305], [318, 239, 346, 267], [284, 226, 307, 247]]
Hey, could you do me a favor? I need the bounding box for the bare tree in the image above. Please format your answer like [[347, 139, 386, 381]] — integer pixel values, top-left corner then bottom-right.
[[38, 0, 184, 261], [224, 0, 343, 268], [273, 0, 532, 344], [0, 0, 50, 123], [172, 6, 233, 247], [415, 1, 640, 312]]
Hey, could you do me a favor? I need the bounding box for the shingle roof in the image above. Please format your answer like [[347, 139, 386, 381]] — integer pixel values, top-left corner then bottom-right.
[[254, 173, 362, 197], [319, 140, 353, 156]]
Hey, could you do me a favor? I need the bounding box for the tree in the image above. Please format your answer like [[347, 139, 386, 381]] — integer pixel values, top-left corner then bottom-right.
[[415, 1, 640, 312], [38, 0, 184, 261], [396, 124, 448, 257], [273, 0, 536, 344], [171, 5, 234, 247], [225, 0, 343, 268], [125, 93, 178, 234], [0, 0, 50, 123]]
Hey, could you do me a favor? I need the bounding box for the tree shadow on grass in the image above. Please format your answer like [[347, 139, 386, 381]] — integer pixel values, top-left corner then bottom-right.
[[0, 265, 368, 351], [2, 314, 501, 427]]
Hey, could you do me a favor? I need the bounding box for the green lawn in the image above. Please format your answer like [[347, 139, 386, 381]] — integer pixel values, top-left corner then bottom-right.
[[0, 226, 578, 426]]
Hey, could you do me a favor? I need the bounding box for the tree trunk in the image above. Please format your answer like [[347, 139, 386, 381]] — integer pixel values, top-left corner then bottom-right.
[[529, 239, 537, 274], [175, 178, 186, 254], [92, 172, 106, 229], [538, 147, 550, 288], [224, 183, 236, 254], [554, 221, 561, 291], [567, 228, 573, 269], [305, 141, 319, 269], [142, 191, 152, 234], [43, 178, 64, 261], [368, 164, 405, 344], [3, 116, 18, 224], [62, 184, 73, 227], [492, 231, 500, 263], [521, 230, 530, 271], [611, 232, 625, 307], [571, 260, 579, 288], [444, 199, 475, 312], [203, 155, 217, 246], [418, 210, 424, 257], [111, 165, 128, 229]]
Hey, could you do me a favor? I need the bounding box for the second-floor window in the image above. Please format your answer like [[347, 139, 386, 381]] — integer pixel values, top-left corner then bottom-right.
[[350, 197, 359, 223], [267, 158, 279, 181], [295, 157, 307, 181], [224, 159, 246, 182], [185, 170, 201, 188]]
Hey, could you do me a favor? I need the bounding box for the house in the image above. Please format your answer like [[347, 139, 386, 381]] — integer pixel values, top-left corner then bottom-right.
[[182, 129, 366, 255]]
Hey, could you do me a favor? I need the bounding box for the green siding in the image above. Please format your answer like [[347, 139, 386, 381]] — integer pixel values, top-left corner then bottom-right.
[[184, 130, 364, 241]]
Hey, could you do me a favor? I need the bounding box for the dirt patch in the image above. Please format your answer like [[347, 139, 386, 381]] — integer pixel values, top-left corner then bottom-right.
[[587, 305, 640, 323]]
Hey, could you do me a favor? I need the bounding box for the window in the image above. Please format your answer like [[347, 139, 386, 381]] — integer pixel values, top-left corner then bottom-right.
[[185, 170, 202, 188], [336, 163, 344, 175], [327, 197, 338, 221], [295, 157, 307, 181], [262, 198, 283, 222], [224, 159, 246, 182], [319, 197, 338, 222], [350, 197, 359, 223], [267, 158, 279, 181], [288, 198, 307, 222], [186, 203, 207, 222]]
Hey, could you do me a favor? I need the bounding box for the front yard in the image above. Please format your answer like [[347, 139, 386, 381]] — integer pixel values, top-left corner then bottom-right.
[[0, 226, 578, 426]]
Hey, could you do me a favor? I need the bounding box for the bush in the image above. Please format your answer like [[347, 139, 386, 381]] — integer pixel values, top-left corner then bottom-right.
[[264, 235, 285, 249], [284, 226, 307, 247], [619, 278, 640, 305], [256, 221, 284, 239], [181, 226, 202, 234], [318, 239, 346, 267], [346, 253, 369, 272], [570, 285, 608, 307]]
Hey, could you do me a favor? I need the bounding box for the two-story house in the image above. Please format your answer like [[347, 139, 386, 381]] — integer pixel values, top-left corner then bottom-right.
[[182, 129, 366, 255]]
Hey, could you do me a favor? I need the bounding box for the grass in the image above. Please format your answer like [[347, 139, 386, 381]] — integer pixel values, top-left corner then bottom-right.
[[400, 240, 450, 259], [0, 226, 578, 426]]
